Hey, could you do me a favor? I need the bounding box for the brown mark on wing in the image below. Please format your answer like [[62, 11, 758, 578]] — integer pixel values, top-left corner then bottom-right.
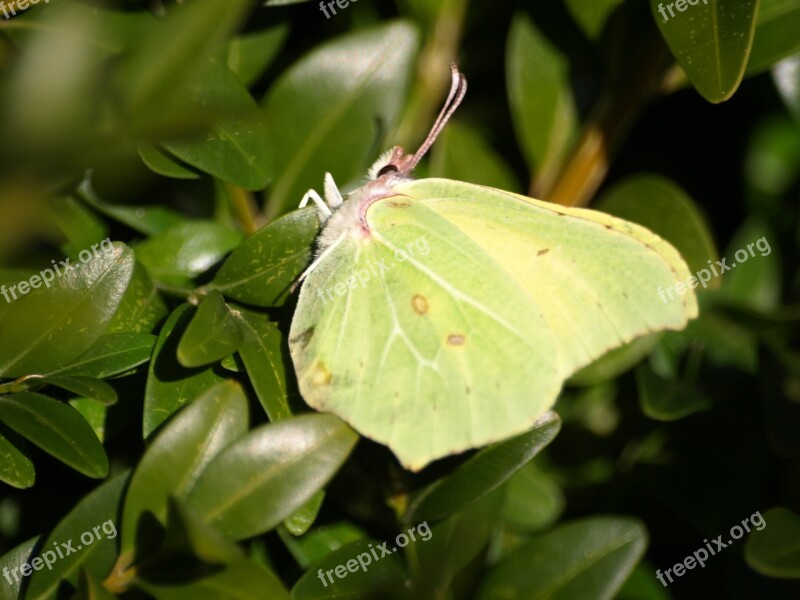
[[537, 248, 550, 256], [447, 334, 466, 346], [291, 327, 315, 350], [412, 294, 429, 314]]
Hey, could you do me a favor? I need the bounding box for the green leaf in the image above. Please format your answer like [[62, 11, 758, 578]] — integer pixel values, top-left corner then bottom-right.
[[0, 243, 134, 378], [76, 568, 117, 600], [564, 0, 624, 39], [506, 13, 578, 189], [636, 363, 712, 421], [45, 333, 156, 379], [597, 174, 718, 284], [477, 516, 648, 600], [178, 291, 243, 368], [143, 305, 226, 438], [188, 414, 358, 540], [134, 500, 290, 599], [79, 180, 186, 237], [569, 334, 662, 386], [235, 307, 291, 421], [429, 121, 521, 192], [718, 218, 780, 311], [284, 490, 325, 536], [615, 562, 672, 600], [410, 490, 504, 594], [69, 398, 107, 444], [207, 207, 319, 307], [745, 507, 800, 578], [161, 59, 273, 190], [502, 462, 565, 533], [279, 521, 368, 569], [49, 196, 108, 257], [773, 54, 800, 123], [747, 0, 800, 75], [120, 381, 248, 565], [0, 392, 108, 478], [137, 145, 201, 180], [34, 376, 117, 406], [0, 537, 38, 599], [262, 20, 419, 218], [650, 0, 760, 102], [225, 25, 290, 87], [406, 413, 560, 525], [25, 473, 128, 600], [0, 425, 35, 489], [104, 262, 168, 334], [290, 539, 407, 600], [115, 0, 251, 126], [135, 221, 242, 283]]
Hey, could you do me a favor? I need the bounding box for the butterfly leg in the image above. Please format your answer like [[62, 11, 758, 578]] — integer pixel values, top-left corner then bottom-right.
[[324, 172, 344, 208], [299, 189, 333, 220]]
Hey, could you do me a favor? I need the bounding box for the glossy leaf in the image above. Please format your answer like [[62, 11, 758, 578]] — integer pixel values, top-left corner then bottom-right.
[[744, 507, 800, 578], [0, 538, 38, 598], [161, 59, 272, 190], [0, 392, 108, 478], [429, 121, 521, 192], [119, 381, 248, 564], [49, 196, 109, 257], [477, 517, 648, 600], [188, 414, 358, 540], [506, 13, 577, 187], [568, 334, 662, 386], [104, 262, 168, 335], [79, 180, 186, 237], [143, 305, 226, 438], [34, 376, 117, 406], [208, 207, 319, 307], [45, 333, 156, 379], [747, 0, 800, 74], [137, 145, 201, 180], [135, 221, 242, 283], [0, 243, 134, 378], [406, 413, 560, 525], [773, 54, 800, 122], [280, 521, 368, 569], [410, 491, 504, 594], [178, 291, 243, 368], [291, 538, 407, 599], [262, 20, 419, 218], [502, 462, 565, 533], [284, 490, 325, 536], [24, 473, 128, 600], [225, 25, 290, 87], [235, 307, 291, 421], [0, 425, 35, 489], [69, 398, 107, 444], [650, 0, 759, 102]]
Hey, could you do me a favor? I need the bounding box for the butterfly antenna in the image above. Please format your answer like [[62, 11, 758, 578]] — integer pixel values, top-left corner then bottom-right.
[[408, 64, 467, 171]]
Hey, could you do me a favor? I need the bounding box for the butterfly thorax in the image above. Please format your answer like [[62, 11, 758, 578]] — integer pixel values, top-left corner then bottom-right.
[[317, 145, 415, 252]]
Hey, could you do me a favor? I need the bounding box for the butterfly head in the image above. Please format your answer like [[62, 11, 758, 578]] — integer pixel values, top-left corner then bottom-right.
[[365, 64, 467, 184]]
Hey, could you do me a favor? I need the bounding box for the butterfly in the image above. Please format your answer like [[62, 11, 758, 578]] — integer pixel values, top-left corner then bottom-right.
[[288, 65, 697, 471]]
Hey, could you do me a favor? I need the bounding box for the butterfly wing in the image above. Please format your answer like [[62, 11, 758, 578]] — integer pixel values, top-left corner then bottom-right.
[[290, 178, 697, 470], [289, 197, 562, 471], [396, 178, 698, 376]]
